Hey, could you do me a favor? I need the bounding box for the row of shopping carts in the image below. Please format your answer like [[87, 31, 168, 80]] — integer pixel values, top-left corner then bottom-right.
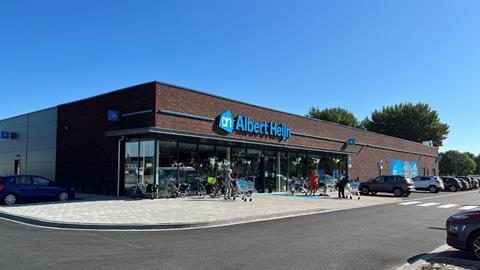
[[128, 176, 255, 202]]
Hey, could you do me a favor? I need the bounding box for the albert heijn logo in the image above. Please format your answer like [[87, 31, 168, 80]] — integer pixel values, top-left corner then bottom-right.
[[217, 110, 292, 140], [219, 110, 234, 133]]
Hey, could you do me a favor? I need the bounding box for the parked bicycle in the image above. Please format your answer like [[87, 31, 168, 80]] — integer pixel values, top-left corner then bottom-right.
[[127, 182, 158, 200], [289, 177, 309, 195]]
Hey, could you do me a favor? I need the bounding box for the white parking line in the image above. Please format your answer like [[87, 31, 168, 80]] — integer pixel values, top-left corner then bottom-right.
[[459, 206, 478, 210], [418, 203, 440, 207], [399, 201, 422, 205], [437, 204, 458, 209]]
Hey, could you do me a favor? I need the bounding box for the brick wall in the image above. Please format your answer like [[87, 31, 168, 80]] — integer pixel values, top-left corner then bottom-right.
[[56, 83, 156, 194], [155, 82, 438, 181]]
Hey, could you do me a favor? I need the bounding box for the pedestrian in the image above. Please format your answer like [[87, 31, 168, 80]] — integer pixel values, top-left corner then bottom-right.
[[224, 169, 233, 200], [338, 172, 349, 199], [309, 170, 318, 195], [230, 170, 238, 198]]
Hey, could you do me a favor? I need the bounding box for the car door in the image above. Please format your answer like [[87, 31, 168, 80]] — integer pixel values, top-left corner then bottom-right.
[[420, 177, 432, 189], [13, 176, 37, 201], [412, 177, 422, 189], [32, 176, 58, 199], [369, 176, 384, 192], [379, 176, 394, 192]]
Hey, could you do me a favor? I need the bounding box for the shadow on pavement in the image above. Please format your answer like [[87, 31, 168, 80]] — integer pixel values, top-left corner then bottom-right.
[[426, 226, 446, 231], [407, 249, 480, 269]]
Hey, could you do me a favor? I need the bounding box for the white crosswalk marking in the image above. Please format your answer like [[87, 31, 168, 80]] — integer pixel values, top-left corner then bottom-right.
[[438, 204, 458, 209], [418, 203, 440, 207], [399, 201, 422, 205], [459, 206, 478, 210]]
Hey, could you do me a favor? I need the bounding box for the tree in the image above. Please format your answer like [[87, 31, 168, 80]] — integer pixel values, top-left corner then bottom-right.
[[475, 154, 480, 174], [307, 107, 359, 128], [361, 103, 449, 147], [439, 150, 477, 176]]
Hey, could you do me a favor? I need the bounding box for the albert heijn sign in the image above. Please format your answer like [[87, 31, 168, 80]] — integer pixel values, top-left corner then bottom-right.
[[218, 110, 292, 141]]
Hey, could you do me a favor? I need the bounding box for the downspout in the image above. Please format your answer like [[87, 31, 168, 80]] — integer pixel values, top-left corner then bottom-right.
[[117, 136, 125, 197]]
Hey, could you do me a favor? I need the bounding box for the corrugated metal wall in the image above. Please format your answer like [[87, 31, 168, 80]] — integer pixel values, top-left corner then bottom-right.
[[0, 107, 57, 180]]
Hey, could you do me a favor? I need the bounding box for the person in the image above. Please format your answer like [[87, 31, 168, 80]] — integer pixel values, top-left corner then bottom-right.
[[230, 170, 238, 198], [338, 172, 349, 199], [309, 170, 318, 195], [224, 169, 233, 200]]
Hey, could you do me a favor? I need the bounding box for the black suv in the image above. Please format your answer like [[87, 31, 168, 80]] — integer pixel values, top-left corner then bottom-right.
[[359, 175, 415, 197]]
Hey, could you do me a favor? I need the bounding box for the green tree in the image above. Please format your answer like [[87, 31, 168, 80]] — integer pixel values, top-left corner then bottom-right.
[[361, 103, 449, 146], [307, 107, 359, 128], [439, 150, 477, 176], [475, 154, 480, 174]]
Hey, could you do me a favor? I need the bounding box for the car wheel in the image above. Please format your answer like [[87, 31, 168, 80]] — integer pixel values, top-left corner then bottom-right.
[[4, 194, 17, 206], [59, 192, 69, 202], [469, 232, 480, 260], [360, 186, 369, 195], [393, 188, 403, 197], [428, 185, 438, 193], [449, 185, 457, 192]]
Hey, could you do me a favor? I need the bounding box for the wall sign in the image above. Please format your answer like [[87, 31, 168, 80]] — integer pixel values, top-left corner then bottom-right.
[[108, 110, 120, 122], [1, 131, 10, 140], [218, 110, 292, 140]]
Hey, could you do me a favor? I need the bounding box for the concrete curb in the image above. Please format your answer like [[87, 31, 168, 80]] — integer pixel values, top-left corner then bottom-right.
[[0, 207, 330, 231]]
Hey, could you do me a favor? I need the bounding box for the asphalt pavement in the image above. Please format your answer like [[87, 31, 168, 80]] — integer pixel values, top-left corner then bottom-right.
[[0, 190, 479, 270]]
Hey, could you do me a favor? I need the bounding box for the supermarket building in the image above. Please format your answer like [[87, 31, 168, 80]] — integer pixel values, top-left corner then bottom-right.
[[0, 81, 439, 195]]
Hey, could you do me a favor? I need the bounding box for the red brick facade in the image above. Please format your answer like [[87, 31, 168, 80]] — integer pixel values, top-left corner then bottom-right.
[[55, 81, 438, 195], [155, 82, 438, 181]]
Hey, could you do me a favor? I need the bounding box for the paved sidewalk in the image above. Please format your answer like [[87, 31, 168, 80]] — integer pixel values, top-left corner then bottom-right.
[[0, 192, 403, 230]]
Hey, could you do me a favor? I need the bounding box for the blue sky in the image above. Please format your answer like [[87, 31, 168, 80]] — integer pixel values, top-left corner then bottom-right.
[[1, 0, 479, 154]]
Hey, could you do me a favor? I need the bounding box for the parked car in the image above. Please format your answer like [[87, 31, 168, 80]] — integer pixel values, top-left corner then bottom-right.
[[359, 175, 415, 197], [0, 175, 75, 205], [471, 177, 480, 189], [440, 177, 463, 192], [446, 209, 480, 260], [411, 176, 444, 193], [457, 176, 476, 190], [456, 178, 470, 190]]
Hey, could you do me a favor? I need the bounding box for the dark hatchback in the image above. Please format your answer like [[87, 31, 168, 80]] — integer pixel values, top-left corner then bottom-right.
[[359, 175, 415, 197], [447, 210, 480, 260], [0, 175, 75, 205]]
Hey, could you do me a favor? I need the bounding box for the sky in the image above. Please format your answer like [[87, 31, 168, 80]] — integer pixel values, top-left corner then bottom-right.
[[1, 0, 479, 154]]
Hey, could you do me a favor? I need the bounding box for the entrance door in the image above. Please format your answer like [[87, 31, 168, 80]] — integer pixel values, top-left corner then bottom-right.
[[264, 151, 277, 193]]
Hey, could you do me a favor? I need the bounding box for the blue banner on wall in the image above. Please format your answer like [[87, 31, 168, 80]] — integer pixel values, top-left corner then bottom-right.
[[390, 160, 418, 178]]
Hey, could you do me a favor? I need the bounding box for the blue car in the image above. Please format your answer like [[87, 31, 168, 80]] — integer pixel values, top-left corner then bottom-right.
[[0, 175, 75, 205]]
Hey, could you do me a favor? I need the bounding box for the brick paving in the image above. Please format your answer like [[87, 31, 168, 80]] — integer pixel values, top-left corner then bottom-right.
[[0, 192, 402, 226]]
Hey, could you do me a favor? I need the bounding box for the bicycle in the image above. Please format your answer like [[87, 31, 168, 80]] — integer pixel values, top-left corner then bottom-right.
[[127, 182, 157, 200], [191, 176, 207, 199], [205, 176, 224, 198]]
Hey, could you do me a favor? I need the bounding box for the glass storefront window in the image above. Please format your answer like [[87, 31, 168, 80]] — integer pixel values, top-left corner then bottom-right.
[[139, 140, 155, 185], [156, 140, 178, 187], [246, 148, 262, 187], [216, 145, 231, 176], [178, 143, 197, 184], [264, 150, 277, 191], [279, 152, 288, 191], [124, 140, 139, 192], [231, 147, 247, 178], [198, 144, 216, 179]]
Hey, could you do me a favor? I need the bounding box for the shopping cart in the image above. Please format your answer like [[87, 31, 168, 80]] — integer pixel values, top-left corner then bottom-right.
[[350, 180, 361, 200], [234, 178, 255, 202]]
